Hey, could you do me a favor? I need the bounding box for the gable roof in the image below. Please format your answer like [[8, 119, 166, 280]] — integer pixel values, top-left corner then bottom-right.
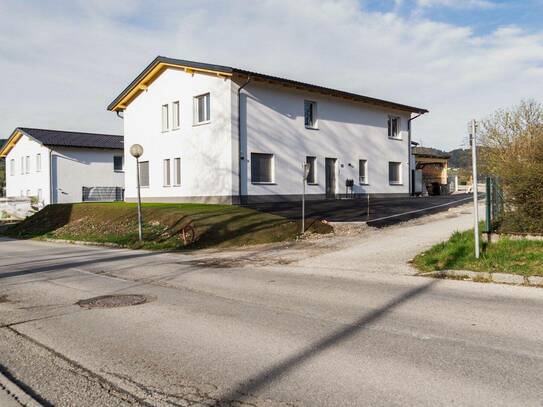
[[0, 128, 123, 158], [107, 56, 428, 115], [412, 146, 450, 159]]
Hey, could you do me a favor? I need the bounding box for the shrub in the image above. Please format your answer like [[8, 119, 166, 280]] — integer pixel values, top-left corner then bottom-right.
[[480, 100, 543, 233]]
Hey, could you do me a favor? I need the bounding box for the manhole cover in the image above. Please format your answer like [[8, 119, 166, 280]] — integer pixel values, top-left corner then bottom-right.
[[77, 294, 149, 309]]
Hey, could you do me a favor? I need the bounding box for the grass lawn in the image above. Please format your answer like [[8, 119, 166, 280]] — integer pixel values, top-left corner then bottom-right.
[[3, 202, 332, 250], [413, 227, 543, 277]]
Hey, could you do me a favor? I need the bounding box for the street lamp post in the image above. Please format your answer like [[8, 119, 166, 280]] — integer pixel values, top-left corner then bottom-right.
[[130, 144, 144, 242], [301, 162, 311, 234]]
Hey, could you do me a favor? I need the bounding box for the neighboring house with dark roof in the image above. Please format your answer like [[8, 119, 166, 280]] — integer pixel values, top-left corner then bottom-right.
[[0, 128, 125, 205], [108, 56, 428, 204]]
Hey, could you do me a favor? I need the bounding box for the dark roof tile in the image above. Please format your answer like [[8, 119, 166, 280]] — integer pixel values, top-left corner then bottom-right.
[[19, 128, 123, 150]]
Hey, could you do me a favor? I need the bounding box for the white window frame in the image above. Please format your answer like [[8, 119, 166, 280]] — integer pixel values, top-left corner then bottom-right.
[[172, 101, 180, 129], [388, 116, 401, 140], [306, 156, 317, 184], [36, 154, 41, 172], [163, 159, 171, 186], [389, 161, 402, 185], [359, 159, 368, 185], [304, 100, 318, 129], [20, 157, 24, 175], [173, 157, 181, 186], [193, 93, 211, 125], [162, 104, 169, 132], [25, 156, 30, 174], [10, 159, 15, 176], [250, 153, 275, 184]]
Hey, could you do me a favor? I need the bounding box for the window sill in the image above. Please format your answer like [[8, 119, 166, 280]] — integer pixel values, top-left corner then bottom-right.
[[359, 183, 369, 186], [193, 120, 211, 127], [251, 182, 277, 185], [161, 130, 170, 133], [163, 185, 171, 188], [173, 184, 181, 187], [307, 182, 319, 186], [388, 137, 403, 141], [389, 182, 403, 186], [305, 126, 319, 130], [114, 170, 124, 173]]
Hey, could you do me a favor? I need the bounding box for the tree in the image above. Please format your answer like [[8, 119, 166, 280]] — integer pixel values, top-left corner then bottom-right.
[[480, 100, 543, 233]]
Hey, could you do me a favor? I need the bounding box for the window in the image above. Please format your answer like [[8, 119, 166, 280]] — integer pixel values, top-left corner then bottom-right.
[[113, 156, 123, 171], [193, 93, 210, 124], [36, 154, 41, 172], [306, 156, 317, 184], [10, 159, 15, 176], [388, 116, 400, 139], [26, 156, 30, 173], [163, 159, 171, 186], [20, 157, 24, 175], [251, 153, 274, 183], [162, 104, 169, 131], [172, 101, 180, 129], [389, 162, 402, 184], [174, 157, 181, 186], [359, 159, 368, 184], [38, 189, 42, 202], [304, 100, 317, 128], [26, 189, 31, 197], [139, 161, 149, 187]]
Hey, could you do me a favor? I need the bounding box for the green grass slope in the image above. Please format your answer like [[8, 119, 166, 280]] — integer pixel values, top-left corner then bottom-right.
[[4, 202, 332, 250]]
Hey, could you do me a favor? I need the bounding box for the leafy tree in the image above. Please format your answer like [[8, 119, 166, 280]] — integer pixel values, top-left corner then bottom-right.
[[480, 100, 543, 233]]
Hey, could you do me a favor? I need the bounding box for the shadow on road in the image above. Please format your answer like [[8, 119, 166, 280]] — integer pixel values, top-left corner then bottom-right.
[[215, 279, 438, 406]]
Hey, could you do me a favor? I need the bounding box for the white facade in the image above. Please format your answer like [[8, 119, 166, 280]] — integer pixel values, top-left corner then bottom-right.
[[5, 134, 124, 205], [117, 62, 422, 203]]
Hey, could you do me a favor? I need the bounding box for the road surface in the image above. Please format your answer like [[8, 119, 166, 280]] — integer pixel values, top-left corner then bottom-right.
[[0, 205, 542, 406]]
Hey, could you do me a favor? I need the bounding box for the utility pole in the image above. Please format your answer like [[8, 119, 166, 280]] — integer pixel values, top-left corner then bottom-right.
[[301, 162, 310, 234], [469, 120, 480, 259]]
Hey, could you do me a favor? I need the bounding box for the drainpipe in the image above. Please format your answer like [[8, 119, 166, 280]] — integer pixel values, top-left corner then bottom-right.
[[237, 75, 252, 205], [408, 112, 424, 196], [49, 149, 54, 205]]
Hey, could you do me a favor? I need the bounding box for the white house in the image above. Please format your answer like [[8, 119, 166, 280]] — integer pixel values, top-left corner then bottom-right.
[[0, 128, 125, 205], [108, 57, 428, 204]]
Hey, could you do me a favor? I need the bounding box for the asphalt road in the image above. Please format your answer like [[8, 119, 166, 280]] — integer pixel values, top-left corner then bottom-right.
[[0, 207, 542, 406], [246, 194, 475, 226]]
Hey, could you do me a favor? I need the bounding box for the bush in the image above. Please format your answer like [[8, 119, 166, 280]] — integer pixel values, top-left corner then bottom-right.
[[480, 100, 543, 234]]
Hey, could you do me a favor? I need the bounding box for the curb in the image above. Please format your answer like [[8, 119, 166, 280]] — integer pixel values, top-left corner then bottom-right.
[[0, 371, 42, 407], [420, 270, 543, 287]]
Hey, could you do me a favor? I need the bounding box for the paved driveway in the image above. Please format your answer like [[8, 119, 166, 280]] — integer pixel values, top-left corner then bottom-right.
[[0, 206, 542, 406], [247, 194, 473, 226]]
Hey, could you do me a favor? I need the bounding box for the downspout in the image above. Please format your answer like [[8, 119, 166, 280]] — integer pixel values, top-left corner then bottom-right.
[[408, 112, 424, 196], [237, 75, 252, 205], [49, 149, 53, 205]]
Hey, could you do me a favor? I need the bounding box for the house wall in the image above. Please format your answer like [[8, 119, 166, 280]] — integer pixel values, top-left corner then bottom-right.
[[51, 147, 125, 203], [123, 68, 233, 203], [238, 81, 411, 201], [5, 134, 51, 205]]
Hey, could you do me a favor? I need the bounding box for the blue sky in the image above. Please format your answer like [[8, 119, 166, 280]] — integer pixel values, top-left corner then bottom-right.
[[1, 0, 543, 150]]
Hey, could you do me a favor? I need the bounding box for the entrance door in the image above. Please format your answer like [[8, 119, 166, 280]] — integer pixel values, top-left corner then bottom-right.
[[325, 158, 337, 198]]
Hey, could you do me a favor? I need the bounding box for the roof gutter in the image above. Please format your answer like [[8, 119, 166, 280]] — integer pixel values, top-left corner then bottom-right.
[[408, 112, 426, 196], [237, 75, 252, 205]]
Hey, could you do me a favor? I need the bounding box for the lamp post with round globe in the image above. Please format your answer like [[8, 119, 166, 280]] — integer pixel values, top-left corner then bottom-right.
[[129, 144, 144, 242]]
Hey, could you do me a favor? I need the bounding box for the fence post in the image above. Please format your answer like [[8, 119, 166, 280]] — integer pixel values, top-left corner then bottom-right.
[[485, 177, 492, 235]]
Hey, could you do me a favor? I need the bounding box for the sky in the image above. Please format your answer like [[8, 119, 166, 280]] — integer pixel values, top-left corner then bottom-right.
[[1, 0, 543, 150]]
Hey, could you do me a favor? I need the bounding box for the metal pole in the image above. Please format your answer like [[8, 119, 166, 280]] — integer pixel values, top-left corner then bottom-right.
[[136, 157, 143, 242], [471, 120, 480, 259], [301, 172, 306, 234], [485, 176, 491, 234]]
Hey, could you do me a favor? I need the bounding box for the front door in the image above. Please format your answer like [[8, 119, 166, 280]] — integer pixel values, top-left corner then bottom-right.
[[325, 158, 337, 198]]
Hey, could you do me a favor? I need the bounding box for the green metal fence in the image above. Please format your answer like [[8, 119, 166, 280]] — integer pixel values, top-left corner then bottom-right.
[[485, 177, 504, 233]]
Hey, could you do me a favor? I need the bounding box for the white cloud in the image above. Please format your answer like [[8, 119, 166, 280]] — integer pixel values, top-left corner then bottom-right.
[[416, 0, 497, 9], [1, 0, 542, 150]]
